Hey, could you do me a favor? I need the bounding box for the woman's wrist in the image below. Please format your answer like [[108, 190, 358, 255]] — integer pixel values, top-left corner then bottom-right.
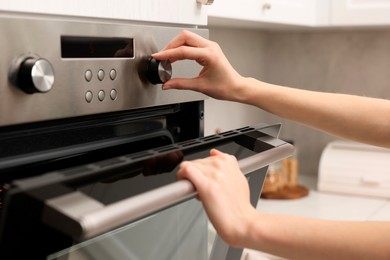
[[229, 208, 264, 249], [234, 77, 266, 106]]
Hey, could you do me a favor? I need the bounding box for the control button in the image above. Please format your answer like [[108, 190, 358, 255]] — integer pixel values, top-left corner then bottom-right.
[[16, 57, 55, 94], [98, 90, 105, 101], [110, 89, 117, 100], [85, 70, 93, 82], [146, 58, 172, 84], [85, 91, 93, 103], [97, 69, 105, 81], [109, 69, 117, 80]]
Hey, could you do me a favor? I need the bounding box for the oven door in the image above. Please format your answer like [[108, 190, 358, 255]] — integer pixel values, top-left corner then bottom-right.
[[0, 123, 293, 260]]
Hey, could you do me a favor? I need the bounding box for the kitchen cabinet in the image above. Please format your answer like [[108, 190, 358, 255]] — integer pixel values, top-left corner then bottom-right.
[[208, 0, 390, 29], [208, 0, 330, 28], [0, 0, 208, 25], [330, 0, 390, 26]]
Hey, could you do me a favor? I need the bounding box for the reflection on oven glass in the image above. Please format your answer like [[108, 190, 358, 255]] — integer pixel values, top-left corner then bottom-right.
[[48, 200, 207, 260], [143, 151, 183, 176], [101, 150, 184, 183], [0, 181, 4, 209]]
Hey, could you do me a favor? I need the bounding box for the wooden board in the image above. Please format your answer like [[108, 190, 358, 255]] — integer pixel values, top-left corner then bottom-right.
[[261, 185, 309, 200]]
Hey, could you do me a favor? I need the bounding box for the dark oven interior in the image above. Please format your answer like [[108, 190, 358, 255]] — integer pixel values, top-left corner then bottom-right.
[[0, 101, 203, 178], [0, 101, 204, 258]]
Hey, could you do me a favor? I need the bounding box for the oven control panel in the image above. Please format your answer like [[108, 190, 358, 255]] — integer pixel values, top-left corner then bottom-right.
[[0, 13, 207, 127], [11, 55, 171, 95]]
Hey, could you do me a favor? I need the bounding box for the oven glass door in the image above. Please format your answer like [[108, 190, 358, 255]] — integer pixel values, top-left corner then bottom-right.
[[0, 124, 293, 260], [48, 199, 205, 260]]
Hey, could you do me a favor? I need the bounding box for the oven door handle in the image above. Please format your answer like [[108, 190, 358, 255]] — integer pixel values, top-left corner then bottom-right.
[[43, 142, 294, 241]]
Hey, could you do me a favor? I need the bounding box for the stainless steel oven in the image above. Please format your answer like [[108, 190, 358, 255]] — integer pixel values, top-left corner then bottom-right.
[[0, 12, 293, 260]]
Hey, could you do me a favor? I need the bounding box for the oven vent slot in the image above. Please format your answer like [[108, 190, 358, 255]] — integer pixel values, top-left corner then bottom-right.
[[200, 135, 220, 142], [154, 146, 178, 153], [180, 140, 201, 147], [238, 126, 255, 133], [219, 130, 237, 137]]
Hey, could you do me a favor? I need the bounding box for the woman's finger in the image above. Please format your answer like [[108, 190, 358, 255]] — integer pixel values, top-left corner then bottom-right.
[[162, 77, 206, 91], [162, 30, 211, 51], [152, 45, 210, 64]]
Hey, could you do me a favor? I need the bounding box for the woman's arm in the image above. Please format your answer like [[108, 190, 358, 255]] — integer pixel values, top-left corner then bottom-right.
[[240, 78, 390, 148], [153, 30, 390, 148], [248, 212, 390, 260]]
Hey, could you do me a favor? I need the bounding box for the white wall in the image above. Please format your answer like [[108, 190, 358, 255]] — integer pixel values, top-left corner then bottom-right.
[[204, 28, 268, 136], [207, 27, 390, 177]]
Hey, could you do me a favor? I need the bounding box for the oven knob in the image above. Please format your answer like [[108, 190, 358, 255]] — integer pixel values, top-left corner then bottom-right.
[[147, 58, 172, 84], [17, 57, 55, 93]]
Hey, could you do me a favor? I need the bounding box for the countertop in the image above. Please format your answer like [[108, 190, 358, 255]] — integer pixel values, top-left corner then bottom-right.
[[241, 175, 390, 259]]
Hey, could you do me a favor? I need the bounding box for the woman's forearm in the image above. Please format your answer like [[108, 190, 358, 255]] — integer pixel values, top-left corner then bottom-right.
[[241, 212, 390, 260], [239, 77, 390, 148]]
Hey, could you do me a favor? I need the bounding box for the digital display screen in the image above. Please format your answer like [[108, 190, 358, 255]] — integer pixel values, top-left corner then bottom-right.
[[61, 36, 134, 58]]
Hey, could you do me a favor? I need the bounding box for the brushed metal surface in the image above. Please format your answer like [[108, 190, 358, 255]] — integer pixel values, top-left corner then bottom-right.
[[30, 58, 55, 93], [0, 13, 208, 127]]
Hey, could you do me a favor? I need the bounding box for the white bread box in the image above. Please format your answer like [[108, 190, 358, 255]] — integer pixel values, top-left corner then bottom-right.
[[318, 141, 390, 198]]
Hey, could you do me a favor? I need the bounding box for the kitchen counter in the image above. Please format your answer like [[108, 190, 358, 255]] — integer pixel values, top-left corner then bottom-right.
[[241, 175, 390, 259]]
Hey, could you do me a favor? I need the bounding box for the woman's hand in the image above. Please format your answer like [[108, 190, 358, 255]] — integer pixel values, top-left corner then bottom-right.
[[152, 30, 245, 101], [176, 149, 259, 247]]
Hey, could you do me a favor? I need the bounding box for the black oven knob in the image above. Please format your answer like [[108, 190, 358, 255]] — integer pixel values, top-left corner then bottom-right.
[[17, 57, 55, 94], [146, 58, 172, 84]]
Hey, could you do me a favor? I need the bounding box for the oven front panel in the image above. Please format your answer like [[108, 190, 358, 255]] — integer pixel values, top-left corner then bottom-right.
[[0, 13, 207, 127], [0, 124, 293, 259], [0, 12, 294, 260]]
